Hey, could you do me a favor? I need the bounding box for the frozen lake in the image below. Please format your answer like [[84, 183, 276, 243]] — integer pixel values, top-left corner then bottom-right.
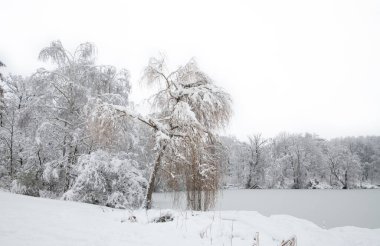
[[153, 189, 380, 229]]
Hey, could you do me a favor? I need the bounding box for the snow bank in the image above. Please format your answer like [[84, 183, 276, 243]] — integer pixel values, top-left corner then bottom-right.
[[0, 191, 379, 246]]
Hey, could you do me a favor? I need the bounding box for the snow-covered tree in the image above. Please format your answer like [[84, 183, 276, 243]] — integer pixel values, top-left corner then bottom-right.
[[139, 57, 232, 210], [220, 136, 251, 188], [32, 41, 132, 193], [267, 133, 326, 188], [0, 74, 45, 193], [246, 134, 267, 189], [0, 75, 29, 178], [325, 140, 362, 188]]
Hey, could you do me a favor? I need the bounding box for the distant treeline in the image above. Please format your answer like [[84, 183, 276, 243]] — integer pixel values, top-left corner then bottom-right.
[[221, 134, 380, 189]]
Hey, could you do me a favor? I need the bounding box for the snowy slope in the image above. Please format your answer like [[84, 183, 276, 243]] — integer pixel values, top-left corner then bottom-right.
[[0, 191, 379, 246]]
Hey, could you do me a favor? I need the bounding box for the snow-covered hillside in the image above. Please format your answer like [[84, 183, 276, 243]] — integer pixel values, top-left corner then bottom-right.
[[0, 192, 379, 246]]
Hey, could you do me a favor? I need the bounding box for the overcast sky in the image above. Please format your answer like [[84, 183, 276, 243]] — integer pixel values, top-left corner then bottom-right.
[[1, 0, 379, 141]]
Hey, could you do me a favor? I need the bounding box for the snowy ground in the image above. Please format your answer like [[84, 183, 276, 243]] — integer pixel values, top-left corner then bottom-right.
[[1, 192, 380, 246], [154, 189, 380, 229]]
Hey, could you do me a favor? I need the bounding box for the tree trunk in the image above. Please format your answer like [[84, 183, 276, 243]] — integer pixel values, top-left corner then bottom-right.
[[64, 144, 77, 192], [9, 122, 14, 178], [143, 144, 167, 209], [246, 145, 256, 189], [246, 161, 253, 189], [343, 171, 348, 189]]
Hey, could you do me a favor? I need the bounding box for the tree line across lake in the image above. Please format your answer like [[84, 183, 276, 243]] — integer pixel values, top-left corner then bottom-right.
[[221, 134, 380, 190]]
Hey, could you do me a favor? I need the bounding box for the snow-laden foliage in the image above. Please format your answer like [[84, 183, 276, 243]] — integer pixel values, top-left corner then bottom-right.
[[0, 41, 156, 209], [28, 41, 133, 194], [63, 150, 147, 208], [142, 57, 231, 131]]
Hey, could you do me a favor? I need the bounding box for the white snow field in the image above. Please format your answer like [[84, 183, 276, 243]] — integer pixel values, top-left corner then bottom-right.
[[154, 189, 380, 229], [1, 191, 380, 246]]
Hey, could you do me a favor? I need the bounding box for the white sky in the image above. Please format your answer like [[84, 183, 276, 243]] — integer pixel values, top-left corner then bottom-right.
[[1, 0, 379, 141]]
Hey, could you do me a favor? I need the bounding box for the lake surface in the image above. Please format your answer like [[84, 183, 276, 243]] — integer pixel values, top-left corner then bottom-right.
[[153, 189, 380, 229]]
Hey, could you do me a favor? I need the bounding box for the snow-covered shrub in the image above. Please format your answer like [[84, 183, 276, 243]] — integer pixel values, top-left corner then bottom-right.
[[0, 165, 12, 190], [306, 179, 332, 189], [12, 166, 43, 197], [152, 212, 174, 223], [63, 150, 147, 209], [10, 180, 27, 195], [41, 159, 68, 194]]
